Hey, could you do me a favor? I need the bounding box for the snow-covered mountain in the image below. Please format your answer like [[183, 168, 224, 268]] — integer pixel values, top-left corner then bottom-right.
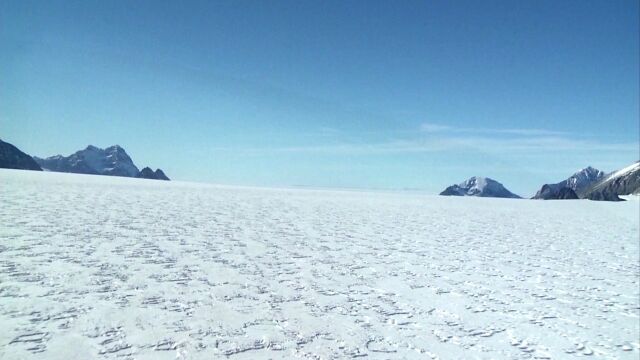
[[440, 176, 521, 198], [532, 166, 605, 199], [0, 139, 42, 171], [34, 145, 170, 180], [35, 145, 139, 177], [583, 161, 640, 201], [562, 166, 606, 194]]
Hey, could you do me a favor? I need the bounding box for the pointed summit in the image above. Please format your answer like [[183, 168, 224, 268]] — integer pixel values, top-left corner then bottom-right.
[[136, 167, 170, 181], [566, 167, 606, 193], [154, 168, 170, 181], [440, 176, 521, 198], [137, 167, 156, 179], [533, 166, 605, 199]]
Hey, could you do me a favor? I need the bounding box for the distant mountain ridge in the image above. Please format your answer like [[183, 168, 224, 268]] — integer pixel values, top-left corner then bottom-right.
[[34, 145, 170, 180], [440, 176, 521, 198], [35, 145, 139, 177], [530, 162, 640, 201], [533, 166, 604, 199], [2, 139, 637, 199], [0, 139, 42, 171], [583, 161, 640, 201]]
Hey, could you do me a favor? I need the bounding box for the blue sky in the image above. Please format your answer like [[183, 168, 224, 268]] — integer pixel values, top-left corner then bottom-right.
[[1, 0, 638, 196]]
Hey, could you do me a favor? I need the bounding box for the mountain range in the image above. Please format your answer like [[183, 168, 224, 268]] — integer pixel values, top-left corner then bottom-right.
[[532, 167, 605, 199], [34, 145, 140, 177], [0, 140, 169, 181], [583, 162, 640, 201], [439, 162, 640, 201], [2, 138, 639, 200], [34, 144, 170, 181], [531, 164, 640, 201]]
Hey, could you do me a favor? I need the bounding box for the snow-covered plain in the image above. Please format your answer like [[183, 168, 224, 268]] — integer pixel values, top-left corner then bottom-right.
[[1, 169, 638, 359]]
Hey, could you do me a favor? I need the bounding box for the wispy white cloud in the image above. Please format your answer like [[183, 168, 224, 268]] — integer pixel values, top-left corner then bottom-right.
[[419, 122, 568, 136], [210, 135, 637, 156], [486, 128, 568, 136], [203, 122, 636, 159], [419, 123, 452, 133]]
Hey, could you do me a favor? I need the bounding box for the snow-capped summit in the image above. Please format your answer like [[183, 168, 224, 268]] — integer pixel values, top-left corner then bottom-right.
[[565, 166, 606, 193], [35, 144, 140, 177], [583, 161, 640, 201], [440, 176, 521, 198], [34, 144, 171, 180], [533, 166, 605, 199]]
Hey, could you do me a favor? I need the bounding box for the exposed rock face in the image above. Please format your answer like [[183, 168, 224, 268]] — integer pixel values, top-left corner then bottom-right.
[[584, 191, 623, 202], [137, 167, 170, 181], [137, 167, 156, 179], [533, 184, 579, 200], [561, 166, 606, 196], [583, 161, 640, 201], [0, 139, 42, 171], [440, 176, 521, 198], [153, 168, 170, 181], [35, 145, 139, 177], [532, 167, 605, 199], [555, 187, 580, 199]]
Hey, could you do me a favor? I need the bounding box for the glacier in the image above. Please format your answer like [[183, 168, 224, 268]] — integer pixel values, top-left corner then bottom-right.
[[0, 169, 638, 359]]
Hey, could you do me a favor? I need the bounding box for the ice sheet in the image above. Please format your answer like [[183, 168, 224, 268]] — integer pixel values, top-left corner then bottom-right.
[[1, 169, 638, 359]]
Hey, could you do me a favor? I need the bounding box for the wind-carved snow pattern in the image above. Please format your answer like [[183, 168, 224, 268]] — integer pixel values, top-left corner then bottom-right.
[[0, 169, 638, 359]]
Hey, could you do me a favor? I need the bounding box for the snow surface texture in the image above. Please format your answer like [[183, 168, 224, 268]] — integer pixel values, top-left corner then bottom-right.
[[1, 169, 638, 359]]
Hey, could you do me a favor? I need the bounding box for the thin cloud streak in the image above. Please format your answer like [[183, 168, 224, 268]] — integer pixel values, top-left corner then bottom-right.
[[419, 122, 568, 136], [419, 123, 452, 132], [210, 135, 637, 156]]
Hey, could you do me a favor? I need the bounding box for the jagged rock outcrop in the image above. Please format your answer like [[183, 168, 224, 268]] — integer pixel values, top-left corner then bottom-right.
[[534, 184, 579, 200], [555, 187, 580, 199], [0, 139, 42, 171], [137, 167, 170, 181], [153, 168, 170, 181]]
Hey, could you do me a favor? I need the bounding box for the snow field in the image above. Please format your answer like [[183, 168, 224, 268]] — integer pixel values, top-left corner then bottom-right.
[[0, 169, 638, 359]]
